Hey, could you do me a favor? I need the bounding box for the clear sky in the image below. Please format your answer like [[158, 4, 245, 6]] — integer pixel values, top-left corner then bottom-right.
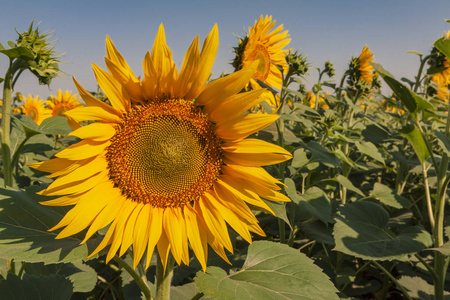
[[1, 0, 450, 99]]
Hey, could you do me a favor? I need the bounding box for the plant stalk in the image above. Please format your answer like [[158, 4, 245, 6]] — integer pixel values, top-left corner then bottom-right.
[[155, 252, 174, 300], [1, 61, 14, 187], [113, 255, 151, 300]]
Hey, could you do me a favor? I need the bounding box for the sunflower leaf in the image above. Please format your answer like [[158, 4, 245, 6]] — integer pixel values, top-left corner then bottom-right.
[[434, 37, 450, 63], [0, 186, 101, 264], [371, 62, 434, 115], [195, 241, 339, 300], [0, 274, 73, 300], [23, 261, 97, 293], [38, 116, 73, 136], [333, 201, 432, 260]]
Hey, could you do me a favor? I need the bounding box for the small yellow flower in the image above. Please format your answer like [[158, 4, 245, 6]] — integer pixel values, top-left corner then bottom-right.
[[46, 90, 83, 117], [251, 90, 280, 114], [19, 94, 51, 125], [234, 15, 291, 90], [306, 91, 329, 109]]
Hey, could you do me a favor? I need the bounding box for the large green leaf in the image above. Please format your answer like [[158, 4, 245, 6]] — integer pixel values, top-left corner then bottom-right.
[[195, 241, 339, 300], [370, 182, 410, 209], [0, 186, 101, 264], [0, 274, 73, 300], [38, 116, 73, 136], [307, 140, 340, 168], [333, 201, 432, 260], [171, 283, 200, 300], [261, 198, 292, 230], [24, 261, 96, 293], [400, 124, 430, 163], [0, 46, 34, 60], [371, 62, 434, 115], [355, 141, 385, 164], [398, 275, 450, 300], [435, 37, 450, 62]]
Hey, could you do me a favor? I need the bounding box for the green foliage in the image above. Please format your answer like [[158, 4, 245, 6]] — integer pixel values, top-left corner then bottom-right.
[[0, 186, 101, 264], [195, 241, 339, 300], [333, 201, 432, 260], [0, 274, 73, 300]]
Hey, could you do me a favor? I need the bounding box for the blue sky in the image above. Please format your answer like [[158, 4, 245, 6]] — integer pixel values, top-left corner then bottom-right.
[[1, 0, 450, 99]]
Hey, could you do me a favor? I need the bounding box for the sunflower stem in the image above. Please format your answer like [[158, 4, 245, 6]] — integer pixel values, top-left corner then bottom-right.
[[155, 252, 174, 300], [113, 255, 152, 300], [1, 60, 14, 187]]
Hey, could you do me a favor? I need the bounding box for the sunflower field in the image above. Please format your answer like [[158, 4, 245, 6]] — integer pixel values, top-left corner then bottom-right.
[[0, 16, 450, 300]]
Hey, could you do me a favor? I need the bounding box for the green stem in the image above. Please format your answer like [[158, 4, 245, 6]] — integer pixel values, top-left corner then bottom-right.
[[413, 54, 432, 93], [421, 161, 435, 228], [155, 252, 174, 300], [336, 73, 348, 101], [1, 61, 14, 187], [414, 254, 438, 283], [371, 261, 412, 300], [113, 256, 151, 300]]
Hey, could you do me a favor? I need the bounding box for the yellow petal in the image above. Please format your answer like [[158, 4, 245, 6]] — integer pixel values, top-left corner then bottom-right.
[[119, 202, 144, 256], [185, 24, 219, 100], [92, 64, 130, 113], [215, 113, 279, 141], [163, 207, 188, 266], [28, 157, 77, 174], [69, 122, 116, 141], [199, 192, 233, 252], [73, 77, 122, 117], [196, 61, 257, 107], [132, 204, 151, 268], [208, 88, 266, 123], [65, 106, 121, 124], [222, 138, 292, 166], [219, 175, 275, 215], [82, 190, 124, 243], [55, 140, 110, 160], [221, 165, 282, 191], [105, 36, 139, 82], [146, 206, 163, 269], [39, 169, 108, 196], [184, 204, 208, 271], [174, 36, 200, 98], [106, 200, 139, 263], [157, 231, 171, 272], [43, 157, 107, 191]]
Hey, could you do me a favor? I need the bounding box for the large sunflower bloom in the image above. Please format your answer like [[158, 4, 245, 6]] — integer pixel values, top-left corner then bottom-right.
[[430, 31, 450, 101], [30, 24, 292, 271], [234, 15, 291, 90], [19, 94, 51, 125], [47, 89, 83, 117], [357, 45, 374, 84]]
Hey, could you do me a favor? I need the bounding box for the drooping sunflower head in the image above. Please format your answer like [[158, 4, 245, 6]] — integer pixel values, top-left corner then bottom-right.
[[347, 45, 374, 89], [46, 89, 83, 117], [19, 94, 51, 125], [232, 15, 291, 90], [30, 24, 292, 271]]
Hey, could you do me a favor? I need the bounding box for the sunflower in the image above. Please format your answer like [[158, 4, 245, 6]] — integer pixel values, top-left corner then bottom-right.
[[430, 31, 450, 101], [251, 90, 280, 113], [357, 45, 374, 84], [47, 89, 83, 117], [306, 91, 329, 109], [30, 24, 292, 271], [19, 94, 51, 125], [233, 15, 291, 90]]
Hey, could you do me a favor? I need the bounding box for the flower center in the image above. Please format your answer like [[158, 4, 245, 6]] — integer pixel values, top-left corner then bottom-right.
[[54, 105, 68, 117], [106, 99, 223, 208], [28, 107, 38, 122], [248, 44, 270, 81]]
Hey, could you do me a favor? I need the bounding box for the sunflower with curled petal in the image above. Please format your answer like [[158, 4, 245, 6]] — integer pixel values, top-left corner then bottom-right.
[[19, 94, 52, 125], [30, 24, 292, 271], [357, 45, 374, 84], [233, 15, 291, 90]]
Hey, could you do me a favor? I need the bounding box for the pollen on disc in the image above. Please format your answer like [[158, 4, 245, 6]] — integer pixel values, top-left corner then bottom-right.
[[106, 99, 223, 208]]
